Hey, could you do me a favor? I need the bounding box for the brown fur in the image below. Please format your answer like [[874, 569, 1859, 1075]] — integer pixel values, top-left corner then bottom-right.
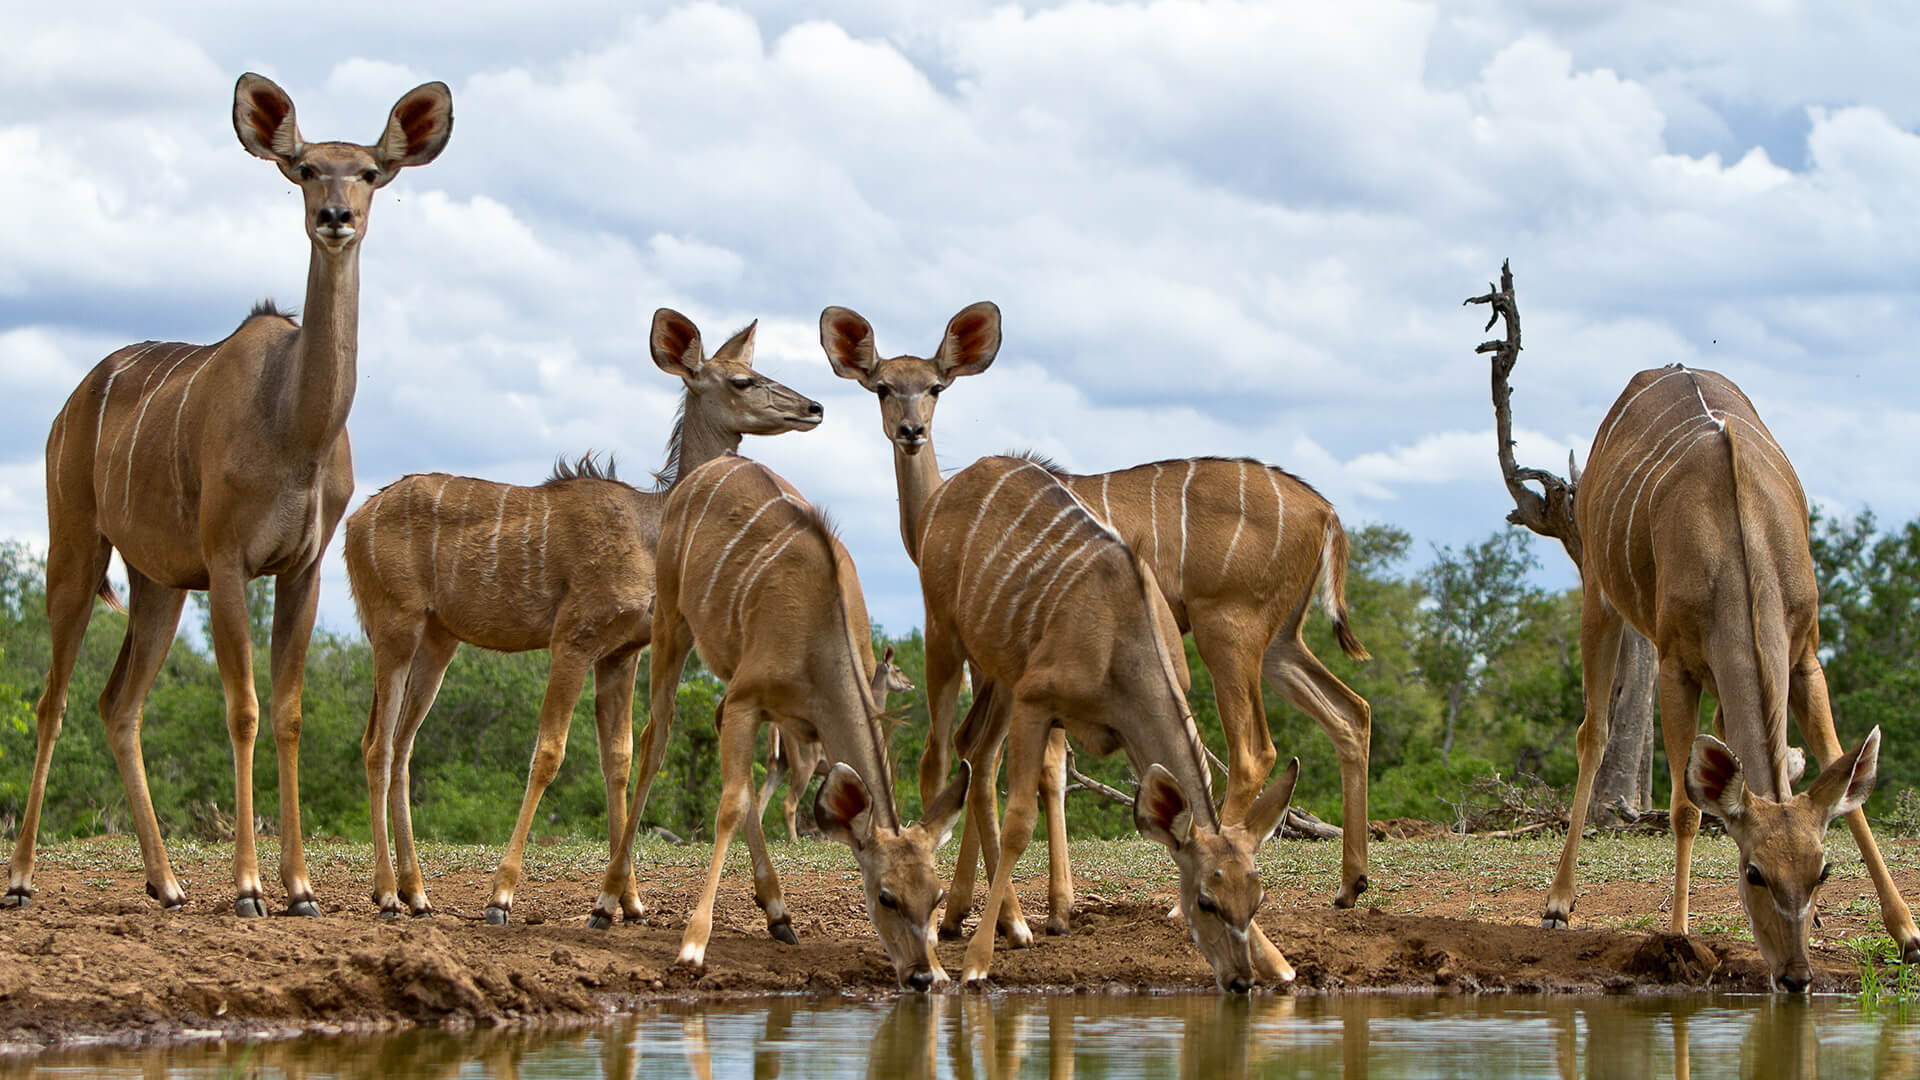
[[6, 73, 452, 917], [916, 456, 1301, 990], [591, 456, 968, 989], [758, 646, 915, 842], [1546, 364, 1919, 986], [820, 301, 1375, 932], [343, 310, 821, 922]]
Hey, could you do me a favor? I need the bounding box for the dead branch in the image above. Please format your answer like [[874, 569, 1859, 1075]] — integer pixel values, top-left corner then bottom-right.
[[1467, 260, 1582, 565], [1279, 806, 1342, 841]]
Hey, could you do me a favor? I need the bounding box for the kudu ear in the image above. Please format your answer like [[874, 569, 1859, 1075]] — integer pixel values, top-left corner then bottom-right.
[[1807, 726, 1879, 826], [713, 320, 758, 365], [234, 73, 302, 165], [1685, 735, 1750, 823], [651, 308, 707, 379], [820, 306, 880, 383], [881, 645, 895, 666], [814, 763, 876, 852], [1134, 763, 1196, 852], [373, 81, 454, 175], [934, 301, 1001, 381], [1242, 758, 1301, 847], [918, 760, 971, 849]]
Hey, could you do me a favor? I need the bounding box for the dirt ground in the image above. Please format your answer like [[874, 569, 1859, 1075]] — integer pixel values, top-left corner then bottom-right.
[[2, 831, 1916, 1054]]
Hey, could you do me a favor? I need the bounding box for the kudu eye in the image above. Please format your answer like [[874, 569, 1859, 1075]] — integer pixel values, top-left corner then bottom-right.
[[1744, 864, 1767, 889], [929, 383, 944, 397], [730, 376, 753, 390], [360, 169, 379, 183], [874, 383, 892, 400], [297, 164, 315, 181], [1195, 894, 1219, 916], [877, 889, 899, 911], [1818, 863, 1833, 884]]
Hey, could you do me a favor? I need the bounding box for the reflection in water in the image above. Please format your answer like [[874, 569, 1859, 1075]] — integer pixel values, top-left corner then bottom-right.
[[13, 993, 1920, 1078]]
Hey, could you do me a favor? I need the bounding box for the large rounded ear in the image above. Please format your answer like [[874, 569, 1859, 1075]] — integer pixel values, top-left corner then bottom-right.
[[712, 320, 758, 365], [814, 763, 875, 851], [373, 81, 454, 174], [1242, 758, 1300, 847], [820, 306, 879, 382], [933, 301, 1001, 380], [651, 308, 706, 379], [1807, 726, 1879, 826], [917, 760, 970, 849], [1134, 763, 1196, 852], [881, 645, 895, 666], [1685, 735, 1750, 824], [233, 73, 302, 165]]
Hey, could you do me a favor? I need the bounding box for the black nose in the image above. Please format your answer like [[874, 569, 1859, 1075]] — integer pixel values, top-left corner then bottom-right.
[[317, 207, 353, 227], [1226, 976, 1252, 994], [1779, 973, 1812, 994], [897, 424, 925, 440], [807, 400, 824, 416], [906, 970, 934, 992]]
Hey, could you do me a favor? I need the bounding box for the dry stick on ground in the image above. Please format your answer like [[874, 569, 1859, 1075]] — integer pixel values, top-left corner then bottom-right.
[[1469, 260, 1659, 821]]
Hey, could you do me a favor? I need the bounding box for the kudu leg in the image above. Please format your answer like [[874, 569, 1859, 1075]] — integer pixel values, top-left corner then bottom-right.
[[390, 627, 458, 916], [206, 563, 270, 916], [1789, 655, 1920, 961], [486, 647, 592, 924], [1262, 632, 1374, 909], [758, 728, 794, 841], [1543, 599, 1625, 930], [961, 714, 1051, 985], [7, 534, 111, 907], [945, 738, 1033, 945], [784, 739, 824, 841], [361, 620, 421, 919], [739, 726, 795, 943], [593, 650, 645, 922], [680, 698, 761, 968], [1039, 727, 1074, 936], [592, 618, 692, 928], [99, 570, 190, 910], [1657, 660, 1705, 936], [267, 563, 326, 916]]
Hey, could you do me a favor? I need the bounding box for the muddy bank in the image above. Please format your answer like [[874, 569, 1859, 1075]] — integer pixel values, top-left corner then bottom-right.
[[1, 834, 1911, 1053]]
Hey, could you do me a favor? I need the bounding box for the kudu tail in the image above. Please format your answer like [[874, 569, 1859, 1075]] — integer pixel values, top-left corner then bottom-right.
[[96, 572, 125, 615], [1318, 517, 1370, 661], [1724, 425, 1792, 774]]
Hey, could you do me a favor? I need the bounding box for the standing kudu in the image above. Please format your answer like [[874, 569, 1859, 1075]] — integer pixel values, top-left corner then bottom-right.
[[822, 302, 1372, 940], [591, 456, 970, 990], [1545, 363, 1918, 988], [758, 645, 914, 842], [6, 74, 451, 916], [344, 309, 821, 923], [918, 455, 1301, 990]]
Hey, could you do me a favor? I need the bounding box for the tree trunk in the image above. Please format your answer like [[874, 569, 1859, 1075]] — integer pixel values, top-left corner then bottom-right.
[[1590, 627, 1657, 820], [1441, 685, 1461, 766]]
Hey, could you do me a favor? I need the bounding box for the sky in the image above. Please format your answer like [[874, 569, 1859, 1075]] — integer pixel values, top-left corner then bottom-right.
[[4, 0, 1920, 639]]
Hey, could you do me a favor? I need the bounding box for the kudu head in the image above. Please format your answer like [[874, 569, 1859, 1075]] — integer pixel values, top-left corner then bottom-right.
[[1686, 728, 1880, 993], [652, 309, 824, 437], [878, 645, 915, 696], [820, 302, 1001, 456], [233, 73, 452, 255], [814, 761, 971, 991], [1136, 759, 1300, 993]]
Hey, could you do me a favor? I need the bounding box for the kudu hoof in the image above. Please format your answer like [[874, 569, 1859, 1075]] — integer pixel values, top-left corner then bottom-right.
[[1333, 875, 1369, 909], [378, 908, 404, 922], [587, 912, 614, 931], [2, 888, 31, 909], [1044, 916, 1071, 937], [1902, 939, 1920, 966], [1541, 913, 1571, 931], [484, 905, 510, 926], [411, 906, 436, 919], [148, 881, 187, 909], [235, 896, 268, 918], [286, 899, 322, 918], [770, 919, 799, 946], [937, 922, 967, 941]]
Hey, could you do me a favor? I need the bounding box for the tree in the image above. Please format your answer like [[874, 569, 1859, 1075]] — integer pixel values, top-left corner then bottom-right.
[[1416, 530, 1540, 764]]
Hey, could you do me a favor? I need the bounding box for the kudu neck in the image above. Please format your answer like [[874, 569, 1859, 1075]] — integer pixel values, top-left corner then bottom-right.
[[276, 243, 361, 452], [665, 391, 747, 489], [894, 443, 943, 565]]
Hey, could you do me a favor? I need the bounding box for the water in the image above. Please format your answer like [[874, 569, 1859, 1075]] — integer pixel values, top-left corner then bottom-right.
[[8, 993, 1918, 1079]]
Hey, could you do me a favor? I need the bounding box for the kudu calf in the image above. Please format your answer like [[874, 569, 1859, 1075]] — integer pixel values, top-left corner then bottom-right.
[[757, 646, 915, 842], [824, 302, 1371, 945], [8, 75, 451, 916], [344, 310, 821, 922], [591, 457, 970, 990], [918, 455, 1300, 991], [1549, 364, 1917, 989]]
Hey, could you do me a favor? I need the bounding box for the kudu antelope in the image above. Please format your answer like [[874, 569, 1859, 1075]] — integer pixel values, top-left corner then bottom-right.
[[1547, 364, 1918, 988], [6, 74, 452, 916], [822, 302, 1372, 937], [590, 456, 970, 990], [918, 455, 1301, 990], [344, 310, 821, 922], [757, 645, 914, 842]]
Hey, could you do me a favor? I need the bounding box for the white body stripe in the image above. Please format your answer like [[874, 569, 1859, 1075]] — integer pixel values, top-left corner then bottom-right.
[[91, 348, 151, 485], [1266, 468, 1285, 569], [1221, 462, 1246, 577], [702, 493, 792, 604], [1024, 536, 1101, 640], [1177, 459, 1195, 592], [686, 458, 755, 544], [964, 485, 1054, 616], [984, 506, 1081, 633], [732, 523, 805, 633], [427, 478, 447, 584], [366, 486, 385, 581], [1148, 463, 1163, 564], [536, 494, 551, 590], [1595, 368, 1690, 455], [485, 486, 509, 585], [1099, 473, 1113, 525]]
